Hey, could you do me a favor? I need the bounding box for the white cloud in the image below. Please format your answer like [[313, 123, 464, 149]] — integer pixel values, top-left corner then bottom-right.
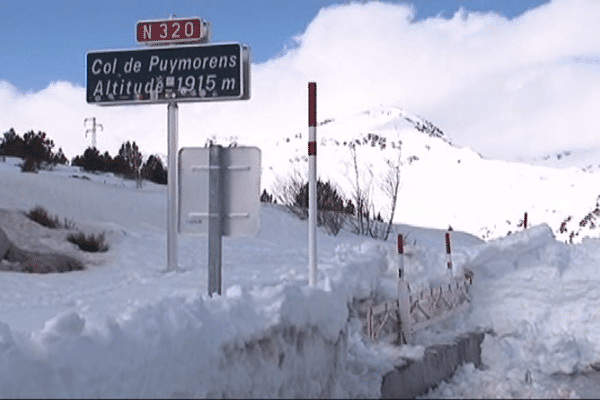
[[1, 0, 599, 163]]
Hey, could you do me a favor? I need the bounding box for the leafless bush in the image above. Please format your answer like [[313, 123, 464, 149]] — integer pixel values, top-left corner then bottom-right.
[[272, 168, 347, 236], [272, 167, 308, 219], [26, 206, 59, 229], [67, 232, 108, 253], [25, 206, 76, 230], [322, 209, 344, 235]]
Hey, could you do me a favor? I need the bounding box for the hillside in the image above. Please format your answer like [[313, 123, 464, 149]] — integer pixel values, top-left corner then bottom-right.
[[1, 149, 600, 397], [241, 105, 600, 243]]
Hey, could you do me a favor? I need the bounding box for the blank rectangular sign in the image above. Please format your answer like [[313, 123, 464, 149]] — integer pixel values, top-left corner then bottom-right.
[[178, 146, 261, 236]]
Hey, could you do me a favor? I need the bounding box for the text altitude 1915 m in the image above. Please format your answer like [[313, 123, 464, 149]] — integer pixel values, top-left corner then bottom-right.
[[86, 43, 250, 105]]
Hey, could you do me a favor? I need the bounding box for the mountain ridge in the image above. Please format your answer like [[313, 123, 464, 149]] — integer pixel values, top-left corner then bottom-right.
[[142, 104, 600, 244], [252, 105, 600, 243]]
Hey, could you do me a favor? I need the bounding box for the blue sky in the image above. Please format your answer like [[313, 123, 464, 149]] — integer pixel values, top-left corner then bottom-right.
[[1, 0, 549, 93], [1, 0, 599, 166]]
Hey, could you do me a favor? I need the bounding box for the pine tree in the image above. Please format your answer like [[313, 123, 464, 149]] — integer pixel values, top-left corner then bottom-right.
[[141, 155, 167, 185], [344, 199, 355, 215], [22, 130, 55, 164], [52, 148, 68, 165], [260, 189, 274, 203], [114, 141, 142, 179], [81, 147, 104, 172]]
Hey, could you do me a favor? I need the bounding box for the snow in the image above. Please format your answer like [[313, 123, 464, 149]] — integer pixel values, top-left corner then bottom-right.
[[2, 154, 600, 398], [420, 225, 600, 398], [256, 105, 600, 245]]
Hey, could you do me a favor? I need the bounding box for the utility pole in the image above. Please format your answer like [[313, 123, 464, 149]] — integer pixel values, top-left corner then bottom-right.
[[84, 117, 103, 149]]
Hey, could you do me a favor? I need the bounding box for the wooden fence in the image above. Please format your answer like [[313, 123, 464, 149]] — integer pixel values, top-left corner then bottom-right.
[[365, 233, 473, 345]]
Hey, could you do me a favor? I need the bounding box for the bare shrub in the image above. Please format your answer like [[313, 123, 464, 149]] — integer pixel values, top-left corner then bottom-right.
[[67, 232, 108, 253], [26, 206, 59, 229], [347, 143, 377, 236], [25, 206, 77, 230], [322, 209, 344, 236], [272, 168, 308, 220], [380, 143, 402, 241], [272, 169, 347, 235]]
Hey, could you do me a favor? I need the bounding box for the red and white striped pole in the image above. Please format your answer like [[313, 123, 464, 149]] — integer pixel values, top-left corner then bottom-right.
[[308, 82, 317, 286], [397, 233, 411, 344], [397, 234, 404, 279], [445, 231, 453, 276]]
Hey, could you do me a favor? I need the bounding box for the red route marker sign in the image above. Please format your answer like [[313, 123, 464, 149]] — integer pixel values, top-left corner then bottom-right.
[[136, 17, 208, 45]]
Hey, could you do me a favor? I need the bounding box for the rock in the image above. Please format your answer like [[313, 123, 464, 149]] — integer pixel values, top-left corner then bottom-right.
[[4, 246, 28, 263], [0, 260, 24, 272], [0, 226, 28, 263], [22, 254, 84, 274], [0, 222, 85, 274]]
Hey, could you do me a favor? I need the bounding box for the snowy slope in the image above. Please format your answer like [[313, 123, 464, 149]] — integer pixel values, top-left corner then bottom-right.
[[0, 157, 483, 397], [244, 105, 600, 244], [421, 225, 600, 398], [2, 155, 600, 398], [532, 147, 600, 172]]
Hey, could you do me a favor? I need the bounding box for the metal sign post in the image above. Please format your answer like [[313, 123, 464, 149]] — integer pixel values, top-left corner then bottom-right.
[[167, 102, 179, 272], [178, 146, 261, 296], [207, 145, 223, 295]]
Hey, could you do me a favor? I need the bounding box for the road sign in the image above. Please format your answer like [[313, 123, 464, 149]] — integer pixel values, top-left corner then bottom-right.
[[136, 17, 210, 45], [178, 146, 261, 236], [86, 42, 250, 105]]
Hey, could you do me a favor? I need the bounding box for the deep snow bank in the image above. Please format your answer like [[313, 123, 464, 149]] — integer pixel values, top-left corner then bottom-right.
[[0, 289, 349, 398], [465, 223, 570, 280], [464, 224, 597, 377], [0, 242, 405, 398], [419, 224, 600, 398]]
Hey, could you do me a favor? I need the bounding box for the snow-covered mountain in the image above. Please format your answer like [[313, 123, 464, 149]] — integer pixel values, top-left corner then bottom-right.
[[532, 147, 600, 172], [228, 105, 600, 244]]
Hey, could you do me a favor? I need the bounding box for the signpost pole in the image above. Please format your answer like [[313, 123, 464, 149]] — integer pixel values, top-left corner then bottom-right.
[[167, 101, 179, 272], [308, 82, 317, 286], [208, 145, 223, 296]]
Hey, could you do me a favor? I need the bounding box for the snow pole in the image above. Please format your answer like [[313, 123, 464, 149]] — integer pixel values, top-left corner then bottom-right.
[[397, 233, 404, 279], [524, 212, 528, 229], [308, 82, 317, 286], [397, 233, 411, 344], [445, 231, 453, 275]]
